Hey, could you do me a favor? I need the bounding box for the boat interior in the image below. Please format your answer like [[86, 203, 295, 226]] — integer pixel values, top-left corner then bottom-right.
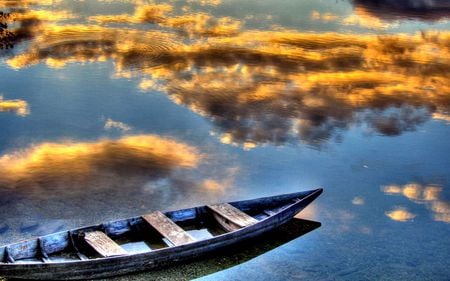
[[0, 193, 303, 264]]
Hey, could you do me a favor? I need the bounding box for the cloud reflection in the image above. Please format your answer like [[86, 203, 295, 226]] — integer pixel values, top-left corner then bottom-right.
[[352, 196, 365, 205], [0, 135, 201, 194], [0, 2, 73, 51], [89, 4, 241, 38], [343, 7, 394, 29], [310, 7, 396, 30], [0, 95, 29, 116], [3, 2, 450, 148], [0, 0, 60, 8], [385, 207, 416, 222], [104, 118, 132, 132], [382, 183, 449, 223]]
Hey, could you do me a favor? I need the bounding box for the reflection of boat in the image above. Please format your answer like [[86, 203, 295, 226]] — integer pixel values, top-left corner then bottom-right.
[[109, 218, 322, 280], [0, 188, 322, 280]]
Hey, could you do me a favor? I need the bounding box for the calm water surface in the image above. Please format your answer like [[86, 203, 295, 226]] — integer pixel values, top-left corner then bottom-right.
[[0, 0, 449, 280]]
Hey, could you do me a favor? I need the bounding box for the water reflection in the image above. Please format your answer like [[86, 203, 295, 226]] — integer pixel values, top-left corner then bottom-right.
[[351, 196, 365, 205], [0, 134, 200, 195], [89, 3, 241, 38], [312, 8, 393, 30], [432, 112, 450, 124], [0, 1, 72, 51], [382, 183, 450, 223], [0, 225, 8, 236], [0, 0, 59, 8], [3, 10, 449, 148], [385, 207, 416, 222], [0, 1, 449, 280], [0, 12, 13, 50], [104, 118, 132, 132], [352, 0, 450, 22], [0, 95, 28, 116]]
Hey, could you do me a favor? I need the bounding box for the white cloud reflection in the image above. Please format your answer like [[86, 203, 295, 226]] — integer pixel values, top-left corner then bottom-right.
[[382, 183, 449, 223]]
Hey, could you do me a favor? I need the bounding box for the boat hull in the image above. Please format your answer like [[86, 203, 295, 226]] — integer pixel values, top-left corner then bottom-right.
[[0, 189, 322, 280]]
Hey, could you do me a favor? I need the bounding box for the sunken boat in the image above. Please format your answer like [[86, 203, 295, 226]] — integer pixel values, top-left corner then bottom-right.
[[0, 188, 323, 280]]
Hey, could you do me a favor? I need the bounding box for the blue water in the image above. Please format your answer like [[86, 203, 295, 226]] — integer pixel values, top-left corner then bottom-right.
[[0, 0, 449, 280]]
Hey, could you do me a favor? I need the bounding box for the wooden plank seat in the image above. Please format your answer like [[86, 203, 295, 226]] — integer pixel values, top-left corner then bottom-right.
[[142, 211, 196, 246], [83, 231, 128, 257], [207, 203, 258, 232]]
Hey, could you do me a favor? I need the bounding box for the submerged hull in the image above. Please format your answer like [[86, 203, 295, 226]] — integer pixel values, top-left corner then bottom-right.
[[0, 188, 322, 280]]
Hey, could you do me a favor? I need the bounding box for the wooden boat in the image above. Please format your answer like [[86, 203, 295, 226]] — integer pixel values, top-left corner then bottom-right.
[[0, 188, 322, 280]]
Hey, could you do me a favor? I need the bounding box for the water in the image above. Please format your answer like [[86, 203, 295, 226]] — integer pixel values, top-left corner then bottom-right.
[[0, 0, 449, 280]]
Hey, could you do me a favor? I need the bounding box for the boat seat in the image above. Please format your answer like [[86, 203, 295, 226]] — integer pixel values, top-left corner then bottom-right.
[[207, 203, 258, 231], [83, 231, 128, 257], [142, 211, 196, 246]]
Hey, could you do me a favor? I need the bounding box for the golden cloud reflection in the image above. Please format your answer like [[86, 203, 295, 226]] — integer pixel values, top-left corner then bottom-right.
[[310, 11, 339, 22], [342, 7, 394, 29], [8, 9, 71, 22], [7, 25, 180, 69], [89, 4, 241, 37], [0, 3, 73, 51], [3, 2, 450, 148], [0, 135, 202, 195], [88, 4, 173, 24], [311, 8, 394, 30], [200, 166, 238, 193], [0, 95, 29, 116], [432, 112, 450, 124], [382, 183, 450, 223], [385, 207, 416, 222], [0, 0, 60, 8]]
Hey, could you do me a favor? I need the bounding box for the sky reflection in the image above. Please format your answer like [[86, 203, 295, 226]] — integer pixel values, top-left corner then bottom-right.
[[385, 207, 416, 222], [0, 95, 28, 116], [383, 183, 449, 223], [1, 0, 449, 148], [0, 1, 449, 280], [0, 134, 200, 194]]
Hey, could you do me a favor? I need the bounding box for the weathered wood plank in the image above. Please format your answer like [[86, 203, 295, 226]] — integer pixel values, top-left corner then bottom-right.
[[142, 212, 196, 246], [83, 231, 127, 257], [208, 203, 258, 228], [211, 213, 241, 232]]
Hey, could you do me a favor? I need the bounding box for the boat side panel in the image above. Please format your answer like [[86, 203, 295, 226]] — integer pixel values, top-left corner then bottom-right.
[[165, 208, 198, 222], [103, 219, 132, 237], [6, 240, 38, 261], [42, 232, 70, 255], [230, 189, 319, 212]]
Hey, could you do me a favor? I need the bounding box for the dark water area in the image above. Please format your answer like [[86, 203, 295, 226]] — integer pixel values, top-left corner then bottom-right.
[[0, 0, 449, 280]]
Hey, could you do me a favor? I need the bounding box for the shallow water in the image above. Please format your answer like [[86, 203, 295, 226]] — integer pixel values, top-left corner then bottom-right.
[[0, 0, 449, 280]]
